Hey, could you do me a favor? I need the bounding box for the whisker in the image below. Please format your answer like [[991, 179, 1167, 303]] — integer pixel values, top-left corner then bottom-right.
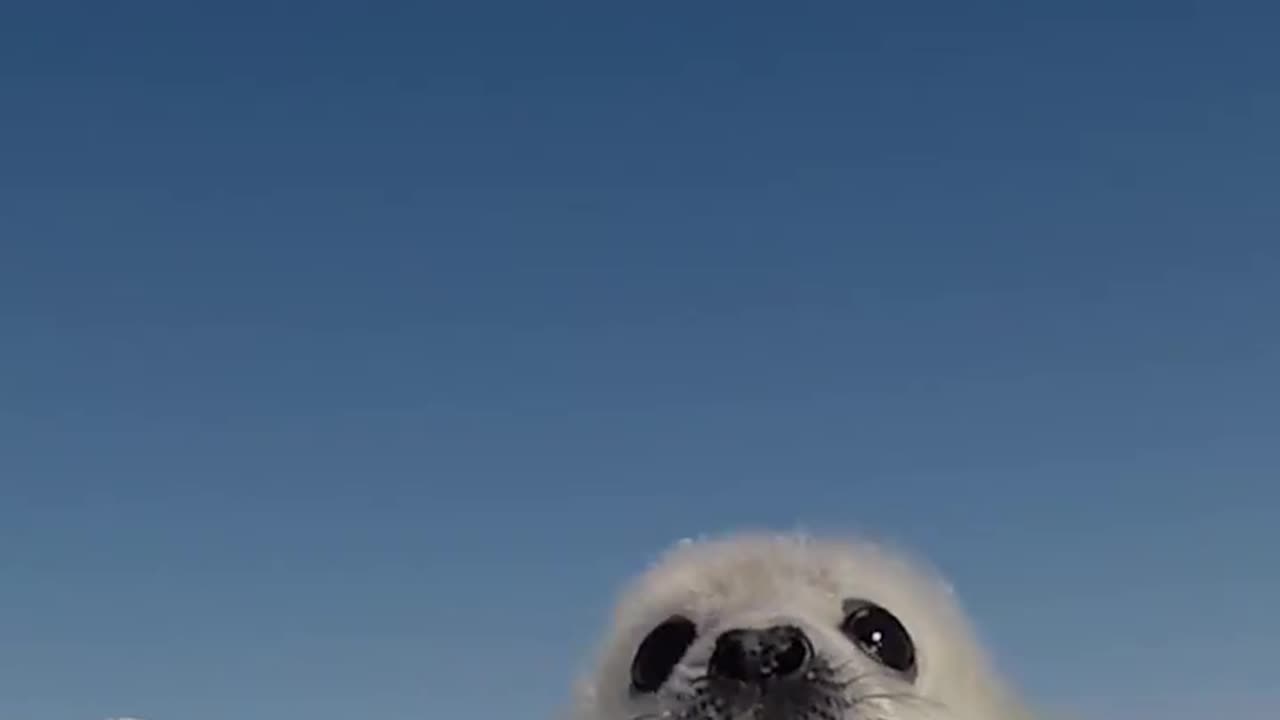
[[846, 689, 950, 717]]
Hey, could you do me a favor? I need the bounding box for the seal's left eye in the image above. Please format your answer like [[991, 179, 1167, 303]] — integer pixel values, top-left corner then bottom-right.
[[630, 615, 698, 693], [840, 600, 917, 676]]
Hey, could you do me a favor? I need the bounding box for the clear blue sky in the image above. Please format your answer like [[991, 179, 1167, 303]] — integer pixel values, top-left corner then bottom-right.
[[1, 2, 1276, 719]]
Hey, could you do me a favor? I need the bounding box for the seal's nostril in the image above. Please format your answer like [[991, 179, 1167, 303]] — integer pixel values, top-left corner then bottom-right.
[[707, 625, 812, 684], [708, 629, 752, 682], [771, 626, 811, 676]]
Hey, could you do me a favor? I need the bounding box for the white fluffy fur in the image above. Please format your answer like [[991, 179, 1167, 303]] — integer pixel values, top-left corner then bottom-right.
[[567, 532, 1034, 720]]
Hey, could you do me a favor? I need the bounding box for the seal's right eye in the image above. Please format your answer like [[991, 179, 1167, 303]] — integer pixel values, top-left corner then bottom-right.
[[630, 615, 698, 693]]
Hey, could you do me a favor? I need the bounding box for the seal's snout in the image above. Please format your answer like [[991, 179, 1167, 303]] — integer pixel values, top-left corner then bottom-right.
[[707, 625, 813, 685]]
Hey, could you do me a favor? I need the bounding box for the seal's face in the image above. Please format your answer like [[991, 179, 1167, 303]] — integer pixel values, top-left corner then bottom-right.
[[627, 599, 919, 720], [571, 534, 1027, 720]]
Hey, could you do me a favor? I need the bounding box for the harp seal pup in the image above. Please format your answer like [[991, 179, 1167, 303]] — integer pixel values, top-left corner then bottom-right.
[[566, 532, 1035, 720]]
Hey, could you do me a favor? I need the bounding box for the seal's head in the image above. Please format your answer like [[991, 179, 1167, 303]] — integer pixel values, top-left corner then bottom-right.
[[568, 532, 1031, 720]]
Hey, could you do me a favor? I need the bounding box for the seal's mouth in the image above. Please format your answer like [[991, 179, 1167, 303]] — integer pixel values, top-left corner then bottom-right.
[[661, 664, 866, 720], [656, 663, 940, 720]]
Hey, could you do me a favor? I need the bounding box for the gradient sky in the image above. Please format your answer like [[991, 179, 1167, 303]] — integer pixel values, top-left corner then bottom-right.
[[1, 2, 1277, 720]]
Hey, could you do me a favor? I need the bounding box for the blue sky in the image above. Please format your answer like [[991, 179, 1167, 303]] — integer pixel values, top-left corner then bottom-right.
[[1, 2, 1276, 719]]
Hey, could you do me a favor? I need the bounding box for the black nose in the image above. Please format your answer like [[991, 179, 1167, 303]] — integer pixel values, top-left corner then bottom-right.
[[707, 625, 812, 684]]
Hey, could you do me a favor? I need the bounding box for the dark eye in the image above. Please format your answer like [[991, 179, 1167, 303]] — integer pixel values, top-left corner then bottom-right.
[[840, 600, 917, 676], [630, 615, 698, 693]]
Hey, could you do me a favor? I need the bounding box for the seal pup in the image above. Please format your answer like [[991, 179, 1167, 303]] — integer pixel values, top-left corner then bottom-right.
[[566, 532, 1034, 720]]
